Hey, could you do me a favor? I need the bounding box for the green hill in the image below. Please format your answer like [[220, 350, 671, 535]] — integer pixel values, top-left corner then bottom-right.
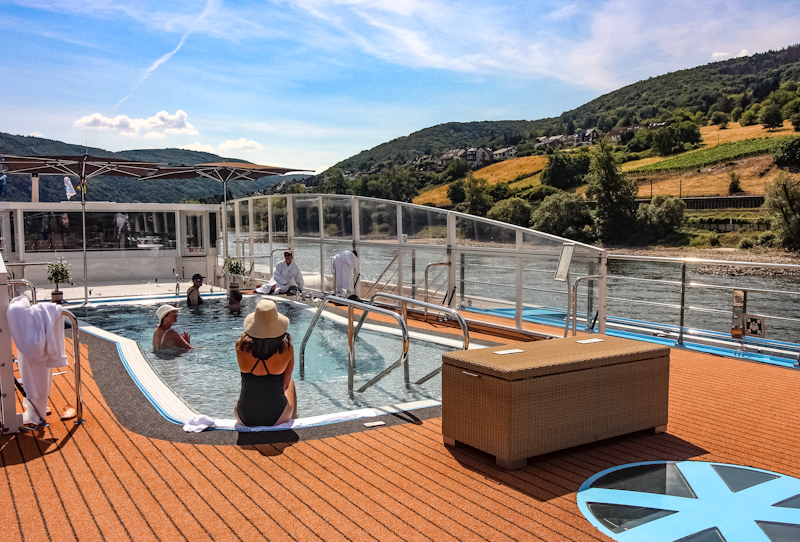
[[0, 132, 295, 203], [333, 44, 800, 173]]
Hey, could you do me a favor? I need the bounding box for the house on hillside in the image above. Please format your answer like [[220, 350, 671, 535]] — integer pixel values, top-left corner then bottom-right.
[[535, 135, 567, 149], [573, 129, 598, 145], [608, 122, 669, 142], [492, 146, 518, 161], [466, 147, 492, 168], [436, 149, 465, 165]]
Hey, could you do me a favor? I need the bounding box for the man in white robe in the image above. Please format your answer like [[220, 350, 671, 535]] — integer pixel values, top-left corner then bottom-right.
[[262, 251, 304, 294], [331, 250, 359, 296]]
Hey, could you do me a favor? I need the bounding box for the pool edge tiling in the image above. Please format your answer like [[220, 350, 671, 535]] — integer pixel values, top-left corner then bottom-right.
[[77, 297, 490, 431]]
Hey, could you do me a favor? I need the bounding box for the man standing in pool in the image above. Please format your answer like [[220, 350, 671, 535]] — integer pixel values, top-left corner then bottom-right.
[[187, 274, 204, 305], [153, 305, 193, 350], [262, 251, 304, 295]]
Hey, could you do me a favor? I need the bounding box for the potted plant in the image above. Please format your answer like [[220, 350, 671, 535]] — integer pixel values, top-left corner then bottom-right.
[[46, 257, 71, 303], [223, 255, 246, 290]]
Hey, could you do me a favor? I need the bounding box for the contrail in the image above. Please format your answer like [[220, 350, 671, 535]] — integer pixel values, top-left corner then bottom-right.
[[115, 0, 221, 110]]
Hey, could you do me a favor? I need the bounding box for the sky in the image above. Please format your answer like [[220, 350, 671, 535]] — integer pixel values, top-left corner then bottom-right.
[[1, 1, 800, 173]]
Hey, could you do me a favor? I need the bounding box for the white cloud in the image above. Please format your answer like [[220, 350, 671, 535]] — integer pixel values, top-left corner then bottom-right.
[[178, 142, 216, 153], [712, 52, 729, 59], [218, 137, 264, 151], [737, 49, 750, 57], [28, 131, 44, 138], [143, 131, 167, 139], [73, 109, 198, 135]]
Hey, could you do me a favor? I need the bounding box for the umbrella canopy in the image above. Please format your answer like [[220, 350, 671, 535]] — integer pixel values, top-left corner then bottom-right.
[[0, 154, 164, 179], [0, 154, 165, 304], [140, 162, 304, 182]]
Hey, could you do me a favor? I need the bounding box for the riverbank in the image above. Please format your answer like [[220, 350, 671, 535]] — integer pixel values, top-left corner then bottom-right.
[[607, 246, 800, 275]]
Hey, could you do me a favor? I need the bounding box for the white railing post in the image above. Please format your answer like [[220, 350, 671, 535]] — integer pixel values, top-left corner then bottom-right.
[[447, 211, 457, 306], [0, 258, 22, 434], [598, 250, 607, 334], [396, 203, 403, 296], [516, 230, 523, 330]]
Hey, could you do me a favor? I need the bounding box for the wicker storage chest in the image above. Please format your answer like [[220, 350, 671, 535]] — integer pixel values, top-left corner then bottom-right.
[[442, 335, 670, 469]]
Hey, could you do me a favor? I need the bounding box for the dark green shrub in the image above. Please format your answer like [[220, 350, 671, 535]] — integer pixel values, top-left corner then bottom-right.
[[773, 138, 800, 169], [729, 172, 742, 194], [758, 232, 777, 247], [738, 237, 754, 249], [709, 232, 720, 247], [530, 192, 594, 243]]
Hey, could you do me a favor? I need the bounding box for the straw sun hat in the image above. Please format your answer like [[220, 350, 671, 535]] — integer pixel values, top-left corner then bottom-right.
[[244, 299, 289, 339]]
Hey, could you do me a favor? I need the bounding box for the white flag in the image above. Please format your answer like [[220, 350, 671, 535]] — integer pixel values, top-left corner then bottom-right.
[[64, 177, 76, 200]]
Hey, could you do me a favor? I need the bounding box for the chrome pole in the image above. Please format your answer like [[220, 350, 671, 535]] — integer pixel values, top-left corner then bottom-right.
[[62, 310, 84, 424], [81, 174, 88, 305], [348, 304, 355, 395]]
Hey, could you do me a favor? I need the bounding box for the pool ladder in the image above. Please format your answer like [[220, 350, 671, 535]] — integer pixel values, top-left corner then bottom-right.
[[298, 293, 469, 394]]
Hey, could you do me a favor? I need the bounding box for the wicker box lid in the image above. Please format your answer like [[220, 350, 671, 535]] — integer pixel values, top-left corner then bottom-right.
[[443, 335, 670, 380]]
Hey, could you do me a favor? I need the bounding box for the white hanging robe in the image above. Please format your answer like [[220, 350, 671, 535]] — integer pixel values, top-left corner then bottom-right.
[[331, 251, 359, 296]]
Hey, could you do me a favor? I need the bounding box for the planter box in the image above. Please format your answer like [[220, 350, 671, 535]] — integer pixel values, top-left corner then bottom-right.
[[442, 335, 670, 469]]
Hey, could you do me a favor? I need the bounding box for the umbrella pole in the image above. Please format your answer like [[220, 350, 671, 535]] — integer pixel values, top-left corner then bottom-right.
[[81, 177, 88, 305], [222, 181, 228, 285]]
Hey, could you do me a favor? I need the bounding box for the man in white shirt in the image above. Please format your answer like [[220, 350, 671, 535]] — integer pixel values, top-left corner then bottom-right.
[[265, 251, 304, 294], [331, 250, 359, 297]]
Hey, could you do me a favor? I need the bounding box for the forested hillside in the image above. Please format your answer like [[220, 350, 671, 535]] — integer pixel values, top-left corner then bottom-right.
[[334, 44, 800, 173], [0, 132, 289, 203]]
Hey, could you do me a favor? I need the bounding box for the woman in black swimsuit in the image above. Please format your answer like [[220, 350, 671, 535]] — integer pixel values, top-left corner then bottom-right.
[[235, 300, 297, 426]]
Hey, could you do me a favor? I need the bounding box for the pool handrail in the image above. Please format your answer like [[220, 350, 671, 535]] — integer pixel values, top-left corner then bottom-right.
[[423, 262, 450, 318], [354, 291, 469, 385], [572, 275, 603, 336], [6, 280, 84, 427], [298, 294, 410, 394]]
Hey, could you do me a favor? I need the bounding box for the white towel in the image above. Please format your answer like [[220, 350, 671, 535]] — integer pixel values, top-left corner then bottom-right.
[[8, 296, 67, 423], [182, 408, 378, 432]]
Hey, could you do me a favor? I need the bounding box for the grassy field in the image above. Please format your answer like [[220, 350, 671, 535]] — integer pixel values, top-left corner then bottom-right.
[[413, 155, 547, 206]]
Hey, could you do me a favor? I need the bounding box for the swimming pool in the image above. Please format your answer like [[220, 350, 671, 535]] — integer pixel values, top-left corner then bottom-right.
[[80, 295, 466, 421]]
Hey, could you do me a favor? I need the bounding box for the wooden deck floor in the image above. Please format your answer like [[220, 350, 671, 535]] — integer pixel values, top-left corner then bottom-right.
[[2, 327, 800, 541]]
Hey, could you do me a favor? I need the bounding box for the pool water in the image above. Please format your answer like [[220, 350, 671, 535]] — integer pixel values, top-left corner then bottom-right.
[[81, 296, 453, 419]]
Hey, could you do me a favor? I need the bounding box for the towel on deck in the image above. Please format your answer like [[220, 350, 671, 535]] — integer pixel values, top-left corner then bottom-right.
[[182, 408, 378, 432]]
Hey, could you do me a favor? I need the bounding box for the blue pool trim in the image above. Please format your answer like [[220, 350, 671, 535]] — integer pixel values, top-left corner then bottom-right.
[[78, 324, 187, 425], [65, 292, 228, 308]]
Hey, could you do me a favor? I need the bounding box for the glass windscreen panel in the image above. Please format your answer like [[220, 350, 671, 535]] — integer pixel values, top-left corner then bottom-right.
[[270, 196, 289, 246], [522, 230, 564, 253], [322, 197, 353, 239], [23, 211, 177, 251], [357, 246, 399, 295], [293, 196, 320, 238], [292, 240, 321, 277], [402, 206, 447, 245], [184, 214, 204, 253], [456, 216, 516, 249], [456, 253, 517, 313], [359, 200, 397, 242], [400, 248, 449, 302]]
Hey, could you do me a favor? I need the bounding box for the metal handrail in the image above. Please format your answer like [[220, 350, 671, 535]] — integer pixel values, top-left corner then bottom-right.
[[7, 280, 84, 426], [353, 292, 470, 385], [363, 254, 399, 299], [572, 275, 603, 336], [8, 278, 36, 302], [424, 262, 450, 318], [298, 295, 409, 394], [608, 253, 800, 269]]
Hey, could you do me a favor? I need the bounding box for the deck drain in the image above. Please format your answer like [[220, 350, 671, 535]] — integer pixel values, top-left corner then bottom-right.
[[577, 461, 800, 542]]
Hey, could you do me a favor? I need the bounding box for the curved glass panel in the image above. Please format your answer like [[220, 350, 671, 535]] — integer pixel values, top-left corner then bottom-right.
[[712, 465, 779, 493], [675, 527, 727, 542], [359, 200, 397, 242], [293, 196, 320, 238], [757, 521, 800, 542], [322, 197, 353, 239], [402, 205, 447, 245], [456, 216, 516, 249], [270, 196, 288, 246]]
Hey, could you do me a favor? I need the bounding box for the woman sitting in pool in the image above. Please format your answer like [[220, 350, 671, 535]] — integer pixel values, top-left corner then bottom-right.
[[153, 304, 193, 350], [235, 299, 297, 426]]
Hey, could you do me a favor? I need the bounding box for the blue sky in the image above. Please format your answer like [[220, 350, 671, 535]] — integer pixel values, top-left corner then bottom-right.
[[1, 0, 799, 172]]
